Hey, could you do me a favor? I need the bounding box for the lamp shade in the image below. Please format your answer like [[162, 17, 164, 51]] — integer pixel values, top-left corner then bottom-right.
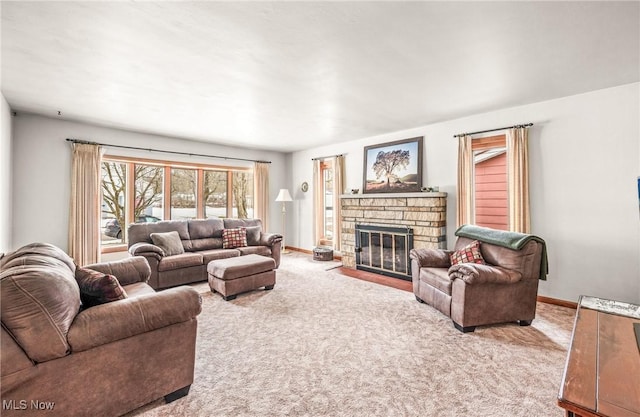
[[275, 189, 293, 202]]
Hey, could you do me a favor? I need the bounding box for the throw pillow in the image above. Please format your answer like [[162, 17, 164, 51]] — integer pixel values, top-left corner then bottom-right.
[[223, 227, 248, 249], [245, 225, 261, 246], [450, 240, 486, 266], [75, 267, 128, 308], [150, 231, 185, 256]]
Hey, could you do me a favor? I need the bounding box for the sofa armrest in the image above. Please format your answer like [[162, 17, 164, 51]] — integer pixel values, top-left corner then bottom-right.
[[259, 232, 283, 247], [129, 242, 164, 259], [68, 286, 202, 353], [84, 256, 151, 286], [448, 263, 522, 285], [409, 248, 453, 268]]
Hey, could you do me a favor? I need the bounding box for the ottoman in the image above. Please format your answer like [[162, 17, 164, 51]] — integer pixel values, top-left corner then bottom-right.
[[207, 254, 276, 301]]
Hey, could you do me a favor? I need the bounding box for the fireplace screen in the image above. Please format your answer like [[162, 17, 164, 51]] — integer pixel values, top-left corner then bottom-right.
[[355, 224, 413, 280]]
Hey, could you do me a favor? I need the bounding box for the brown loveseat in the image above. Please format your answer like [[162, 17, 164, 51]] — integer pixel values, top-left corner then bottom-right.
[[410, 225, 547, 333], [128, 218, 282, 289], [1, 243, 202, 417]]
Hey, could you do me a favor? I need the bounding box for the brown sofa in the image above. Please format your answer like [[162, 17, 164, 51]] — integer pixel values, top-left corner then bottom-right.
[[410, 225, 546, 333], [1, 243, 202, 417], [128, 218, 282, 289]]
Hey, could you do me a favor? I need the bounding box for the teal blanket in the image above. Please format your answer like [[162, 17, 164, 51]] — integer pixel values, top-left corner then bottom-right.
[[455, 225, 548, 280]]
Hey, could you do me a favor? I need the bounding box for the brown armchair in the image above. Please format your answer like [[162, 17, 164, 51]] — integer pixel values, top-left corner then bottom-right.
[[1, 243, 202, 416], [409, 225, 546, 333]]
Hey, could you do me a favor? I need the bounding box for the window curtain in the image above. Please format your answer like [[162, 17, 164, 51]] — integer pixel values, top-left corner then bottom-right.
[[254, 162, 269, 230], [312, 159, 323, 246], [331, 155, 345, 251], [69, 143, 103, 265], [456, 134, 474, 227], [506, 127, 531, 233]]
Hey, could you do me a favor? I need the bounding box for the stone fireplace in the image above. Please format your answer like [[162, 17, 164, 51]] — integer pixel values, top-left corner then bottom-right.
[[340, 192, 447, 275]]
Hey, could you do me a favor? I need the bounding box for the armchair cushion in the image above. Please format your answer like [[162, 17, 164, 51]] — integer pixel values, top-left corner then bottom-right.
[[450, 240, 485, 266], [448, 263, 522, 285], [75, 267, 128, 307], [150, 231, 185, 256]]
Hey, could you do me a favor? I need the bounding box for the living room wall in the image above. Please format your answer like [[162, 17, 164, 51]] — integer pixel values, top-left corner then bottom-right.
[[10, 114, 288, 253], [0, 93, 12, 253], [288, 83, 640, 304]]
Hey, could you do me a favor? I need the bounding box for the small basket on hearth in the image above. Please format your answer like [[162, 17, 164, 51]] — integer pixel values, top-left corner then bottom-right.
[[313, 247, 333, 261]]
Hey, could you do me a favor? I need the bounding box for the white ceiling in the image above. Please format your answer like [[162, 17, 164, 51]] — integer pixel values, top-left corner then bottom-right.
[[2, 2, 638, 152]]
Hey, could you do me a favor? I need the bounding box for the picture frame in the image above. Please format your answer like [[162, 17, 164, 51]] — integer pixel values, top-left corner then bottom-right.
[[363, 137, 423, 194]]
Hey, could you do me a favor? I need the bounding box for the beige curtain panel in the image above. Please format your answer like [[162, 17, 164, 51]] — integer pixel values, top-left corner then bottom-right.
[[456, 135, 474, 228], [254, 162, 270, 230], [507, 127, 531, 233], [69, 143, 103, 265], [332, 155, 345, 251]]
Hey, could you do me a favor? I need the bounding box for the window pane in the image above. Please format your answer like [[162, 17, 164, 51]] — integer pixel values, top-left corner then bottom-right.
[[473, 146, 508, 230], [323, 166, 333, 239], [134, 164, 164, 222], [232, 171, 253, 219], [101, 161, 127, 245], [204, 170, 227, 218], [171, 168, 197, 220]]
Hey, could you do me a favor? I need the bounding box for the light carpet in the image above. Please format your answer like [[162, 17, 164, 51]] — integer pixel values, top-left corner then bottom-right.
[[128, 252, 575, 417]]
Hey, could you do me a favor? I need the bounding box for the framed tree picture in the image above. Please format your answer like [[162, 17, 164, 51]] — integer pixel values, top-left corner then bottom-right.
[[363, 137, 423, 194]]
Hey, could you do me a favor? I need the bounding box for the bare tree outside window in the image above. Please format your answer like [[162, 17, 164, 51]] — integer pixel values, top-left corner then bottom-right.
[[233, 171, 253, 219]]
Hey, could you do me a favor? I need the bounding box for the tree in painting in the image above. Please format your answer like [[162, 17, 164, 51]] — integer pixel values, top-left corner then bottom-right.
[[372, 149, 410, 186]]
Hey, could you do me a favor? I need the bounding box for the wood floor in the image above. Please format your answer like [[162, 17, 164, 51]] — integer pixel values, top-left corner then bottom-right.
[[336, 267, 413, 292]]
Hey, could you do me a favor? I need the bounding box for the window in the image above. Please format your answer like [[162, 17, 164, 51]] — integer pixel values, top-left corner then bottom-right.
[[171, 168, 197, 220], [472, 135, 508, 230], [100, 155, 252, 251]]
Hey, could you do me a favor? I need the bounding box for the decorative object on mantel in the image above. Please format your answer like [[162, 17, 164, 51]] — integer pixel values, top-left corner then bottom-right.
[[301, 181, 309, 193], [275, 189, 293, 254], [350, 189, 360, 194], [421, 186, 439, 192], [363, 137, 423, 194]]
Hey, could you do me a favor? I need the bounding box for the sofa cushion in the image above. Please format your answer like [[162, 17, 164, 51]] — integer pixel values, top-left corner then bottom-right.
[[75, 267, 128, 307], [184, 219, 225, 251], [450, 240, 485, 266], [238, 246, 272, 257], [245, 226, 262, 246], [223, 228, 248, 249], [0, 243, 80, 363], [223, 218, 262, 230], [150, 231, 185, 256], [201, 249, 241, 264], [128, 220, 190, 247], [158, 253, 204, 272]]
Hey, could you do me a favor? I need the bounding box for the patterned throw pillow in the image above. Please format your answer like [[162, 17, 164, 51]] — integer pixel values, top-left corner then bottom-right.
[[75, 267, 128, 308], [450, 240, 486, 266], [222, 227, 248, 249]]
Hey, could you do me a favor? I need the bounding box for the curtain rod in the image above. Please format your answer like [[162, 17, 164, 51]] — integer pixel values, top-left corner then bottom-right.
[[311, 154, 344, 161], [453, 123, 533, 138], [66, 138, 271, 164]]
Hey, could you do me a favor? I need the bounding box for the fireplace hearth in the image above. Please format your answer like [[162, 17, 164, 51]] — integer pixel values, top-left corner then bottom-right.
[[355, 224, 413, 281]]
